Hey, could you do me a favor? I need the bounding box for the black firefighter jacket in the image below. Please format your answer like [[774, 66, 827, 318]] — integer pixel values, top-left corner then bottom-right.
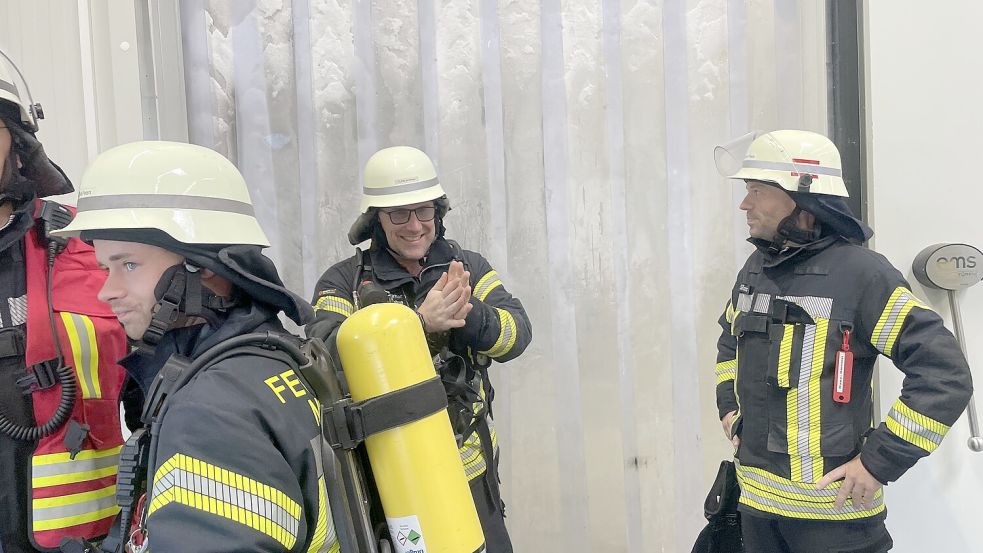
[[715, 236, 973, 522], [122, 302, 338, 552], [306, 238, 531, 482]]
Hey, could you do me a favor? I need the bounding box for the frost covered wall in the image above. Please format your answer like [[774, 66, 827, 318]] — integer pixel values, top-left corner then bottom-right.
[[178, 1, 829, 551], [866, 2, 983, 551]]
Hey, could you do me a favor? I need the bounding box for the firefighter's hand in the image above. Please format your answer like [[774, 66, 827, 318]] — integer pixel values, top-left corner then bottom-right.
[[816, 455, 882, 510], [418, 266, 472, 332], [446, 261, 472, 319], [722, 411, 740, 451]]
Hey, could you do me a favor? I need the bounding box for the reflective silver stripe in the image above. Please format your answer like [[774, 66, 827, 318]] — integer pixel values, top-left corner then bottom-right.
[[736, 293, 753, 313], [776, 295, 833, 320], [742, 159, 842, 177], [736, 462, 884, 518], [474, 271, 503, 301], [794, 325, 817, 454], [0, 78, 17, 96], [461, 420, 497, 480], [32, 453, 118, 479], [149, 454, 300, 548], [752, 293, 771, 313], [888, 407, 946, 445], [314, 295, 354, 317], [739, 483, 883, 518], [63, 313, 98, 399], [362, 177, 439, 196], [154, 467, 299, 532], [481, 308, 517, 357], [77, 194, 255, 216], [33, 489, 117, 522], [7, 294, 26, 327]]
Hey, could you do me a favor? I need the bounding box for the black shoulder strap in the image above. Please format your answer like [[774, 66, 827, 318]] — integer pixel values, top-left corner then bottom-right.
[[353, 246, 374, 288]]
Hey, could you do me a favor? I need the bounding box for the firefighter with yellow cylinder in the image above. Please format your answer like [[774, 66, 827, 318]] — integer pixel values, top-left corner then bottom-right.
[[309, 146, 532, 552], [335, 302, 485, 553]]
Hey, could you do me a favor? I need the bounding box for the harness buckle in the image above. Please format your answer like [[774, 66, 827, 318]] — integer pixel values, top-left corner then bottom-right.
[[0, 326, 25, 359], [16, 359, 60, 394]]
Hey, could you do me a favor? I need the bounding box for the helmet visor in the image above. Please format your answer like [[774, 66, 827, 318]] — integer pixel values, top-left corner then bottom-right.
[[714, 131, 760, 178]]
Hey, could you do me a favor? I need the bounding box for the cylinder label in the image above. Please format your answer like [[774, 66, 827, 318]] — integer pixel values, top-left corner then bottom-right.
[[388, 514, 427, 553]]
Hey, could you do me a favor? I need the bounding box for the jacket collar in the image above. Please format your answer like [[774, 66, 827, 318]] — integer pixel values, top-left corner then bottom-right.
[[368, 238, 458, 284], [0, 198, 35, 254], [750, 234, 841, 269]]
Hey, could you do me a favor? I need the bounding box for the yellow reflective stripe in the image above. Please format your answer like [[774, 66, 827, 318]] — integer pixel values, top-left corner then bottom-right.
[[479, 308, 517, 358], [871, 287, 931, 356], [149, 453, 300, 549], [736, 461, 885, 520], [461, 415, 497, 480], [724, 301, 736, 325], [715, 359, 737, 384], [314, 295, 354, 317], [730, 309, 742, 335], [32, 446, 122, 488], [33, 446, 123, 466], [33, 467, 118, 488], [474, 270, 503, 302], [788, 319, 827, 483], [33, 484, 116, 509], [33, 485, 119, 530], [885, 399, 950, 452], [808, 319, 827, 483], [306, 476, 338, 553], [777, 324, 794, 388], [33, 505, 121, 532], [308, 398, 322, 426], [60, 312, 101, 399]]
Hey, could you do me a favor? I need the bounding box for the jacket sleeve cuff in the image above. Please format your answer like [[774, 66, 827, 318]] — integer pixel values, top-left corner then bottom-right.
[[459, 297, 495, 347], [716, 384, 738, 420], [860, 429, 917, 484]]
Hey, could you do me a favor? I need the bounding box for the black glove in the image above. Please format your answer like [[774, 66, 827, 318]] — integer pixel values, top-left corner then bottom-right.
[[6, 121, 73, 197]]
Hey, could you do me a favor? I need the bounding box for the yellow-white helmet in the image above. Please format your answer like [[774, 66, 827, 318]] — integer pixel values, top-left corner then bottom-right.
[[714, 130, 848, 197], [0, 50, 41, 131], [359, 146, 446, 212], [53, 141, 269, 246], [348, 146, 450, 245]]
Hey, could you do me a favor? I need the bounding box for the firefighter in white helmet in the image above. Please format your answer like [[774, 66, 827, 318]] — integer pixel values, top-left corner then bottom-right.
[[711, 130, 972, 552], [53, 141, 339, 553], [308, 146, 532, 552], [0, 52, 128, 553]]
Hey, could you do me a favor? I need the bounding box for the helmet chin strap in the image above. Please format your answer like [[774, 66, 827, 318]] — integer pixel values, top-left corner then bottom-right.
[[141, 263, 239, 349], [767, 207, 821, 254]]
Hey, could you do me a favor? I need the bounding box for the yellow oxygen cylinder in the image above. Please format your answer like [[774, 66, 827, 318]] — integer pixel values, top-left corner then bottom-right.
[[336, 303, 485, 553]]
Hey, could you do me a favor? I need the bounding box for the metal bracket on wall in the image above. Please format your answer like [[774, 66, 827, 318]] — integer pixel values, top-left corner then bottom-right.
[[913, 243, 983, 452]]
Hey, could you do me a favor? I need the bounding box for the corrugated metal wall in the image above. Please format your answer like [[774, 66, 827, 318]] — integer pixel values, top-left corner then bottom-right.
[[177, 1, 828, 550]]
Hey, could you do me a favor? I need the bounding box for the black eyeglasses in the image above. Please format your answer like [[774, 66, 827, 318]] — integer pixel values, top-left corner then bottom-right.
[[381, 206, 436, 225]]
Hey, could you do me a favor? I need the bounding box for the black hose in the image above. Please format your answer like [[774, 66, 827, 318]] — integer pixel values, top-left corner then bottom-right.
[[0, 362, 76, 441], [0, 241, 77, 441]]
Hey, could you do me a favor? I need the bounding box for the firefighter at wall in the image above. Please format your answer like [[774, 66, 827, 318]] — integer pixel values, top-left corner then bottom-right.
[[0, 52, 127, 553], [712, 130, 973, 552], [307, 146, 532, 553]]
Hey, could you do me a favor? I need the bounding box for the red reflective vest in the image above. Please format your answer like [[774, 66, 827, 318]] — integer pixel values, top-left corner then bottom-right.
[[24, 200, 127, 550]]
